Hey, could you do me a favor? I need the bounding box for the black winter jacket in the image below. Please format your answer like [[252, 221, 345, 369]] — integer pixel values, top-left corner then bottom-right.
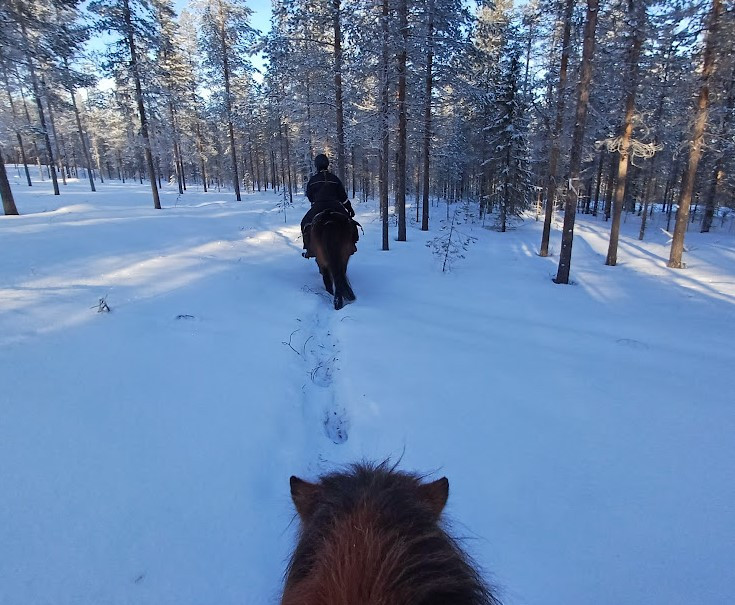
[[306, 170, 348, 206]]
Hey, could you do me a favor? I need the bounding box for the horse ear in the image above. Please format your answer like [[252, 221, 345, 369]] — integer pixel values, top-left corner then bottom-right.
[[418, 477, 449, 519], [290, 476, 321, 519]]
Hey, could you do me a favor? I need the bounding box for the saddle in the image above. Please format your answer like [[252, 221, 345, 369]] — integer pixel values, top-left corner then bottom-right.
[[302, 210, 360, 258]]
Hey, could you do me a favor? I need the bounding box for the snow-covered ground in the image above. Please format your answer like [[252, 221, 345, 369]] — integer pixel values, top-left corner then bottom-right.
[[1, 171, 734, 605]]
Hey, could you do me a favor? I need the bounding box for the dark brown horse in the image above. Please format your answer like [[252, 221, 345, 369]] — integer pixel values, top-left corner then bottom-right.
[[310, 209, 356, 310], [282, 462, 500, 605]]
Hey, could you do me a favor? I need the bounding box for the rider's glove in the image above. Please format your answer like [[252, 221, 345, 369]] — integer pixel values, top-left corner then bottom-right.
[[344, 200, 356, 218]]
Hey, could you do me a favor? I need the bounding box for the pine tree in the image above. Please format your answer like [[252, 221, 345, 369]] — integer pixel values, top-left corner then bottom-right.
[[701, 64, 735, 232], [421, 0, 435, 231], [489, 32, 534, 232], [0, 48, 33, 188], [89, 0, 161, 207], [7, 0, 61, 195], [395, 0, 408, 241], [604, 0, 647, 266], [554, 0, 598, 284], [539, 0, 574, 256], [668, 0, 723, 268], [198, 0, 256, 201]]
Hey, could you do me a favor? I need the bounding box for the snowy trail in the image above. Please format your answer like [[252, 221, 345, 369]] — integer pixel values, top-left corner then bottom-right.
[[2, 175, 734, 605], [296, 298, 350, 445]]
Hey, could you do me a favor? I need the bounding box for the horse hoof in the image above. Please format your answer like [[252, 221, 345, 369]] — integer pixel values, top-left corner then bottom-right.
[[334, 295, 344, 310]]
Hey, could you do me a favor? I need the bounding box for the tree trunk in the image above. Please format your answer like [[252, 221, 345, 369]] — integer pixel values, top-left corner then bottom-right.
[[396, 0, 408, 241], [592, 150, 604, 215], [271, 149, 278, 190], [1, 59, 32, 187], [168, 103, 184, 194], [333, 0, 346, 181], [522, 14, 535, 99], [122, 0, 160, 208], [351, 146, 356, 198], [278, 122, 288, 212], [555, 0, 599, 284], [304, 64, 315, 162], [43, 78, 67, 186], [179, 142, 187, 190], [669, 0, 722, 267], [701, 71, 734, 232], [540, 0, 574, 256], [217, 0, 241, 201], [283, 122, 294, 205], [380, 0, 390, 250], [605, 0, 645, 266], [421, 0, 435, 232], [67, 78, 96, 192], [20, 21, 59, 195], [0, 147, 20, 215], [17, 85, 44, 182], [194, 121, 208, 192], [638, 163, 654, 240]]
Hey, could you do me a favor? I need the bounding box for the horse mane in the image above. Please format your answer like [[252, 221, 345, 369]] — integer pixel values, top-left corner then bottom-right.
[[282, 461, 500, 605]]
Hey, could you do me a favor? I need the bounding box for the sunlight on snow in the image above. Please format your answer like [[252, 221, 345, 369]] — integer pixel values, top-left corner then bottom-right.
[[0, 226, 300, 344]]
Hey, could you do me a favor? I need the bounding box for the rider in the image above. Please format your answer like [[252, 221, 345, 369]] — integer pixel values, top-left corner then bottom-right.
[[301, 153, 356, 258]]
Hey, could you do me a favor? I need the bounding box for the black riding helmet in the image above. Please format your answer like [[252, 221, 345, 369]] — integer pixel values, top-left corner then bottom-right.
[[314, 153, 329, 171]]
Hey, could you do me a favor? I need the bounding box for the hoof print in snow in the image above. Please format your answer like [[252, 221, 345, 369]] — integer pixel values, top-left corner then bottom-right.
[[324, 408, 349, 444], [175, 314, 196, 320], [310, 360, 334, 387], [616, 338, 649, 350]]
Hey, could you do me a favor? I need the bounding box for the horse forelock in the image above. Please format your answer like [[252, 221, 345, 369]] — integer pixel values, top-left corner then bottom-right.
[[283, 462, 499, 605]]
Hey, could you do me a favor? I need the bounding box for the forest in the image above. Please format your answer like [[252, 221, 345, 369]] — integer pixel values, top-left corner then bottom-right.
[[1, 0, 734, 280], [3, 1, 735, 602]]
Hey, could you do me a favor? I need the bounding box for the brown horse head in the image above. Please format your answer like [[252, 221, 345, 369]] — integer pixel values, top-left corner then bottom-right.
[[311, 210, 356, 310], [282, 462, 500, 605]]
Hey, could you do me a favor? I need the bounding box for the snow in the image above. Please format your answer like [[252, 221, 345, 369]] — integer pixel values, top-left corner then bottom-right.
[[1, 170, 734, 605]]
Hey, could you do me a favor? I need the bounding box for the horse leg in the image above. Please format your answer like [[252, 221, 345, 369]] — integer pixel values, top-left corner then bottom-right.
[[333, 267, 350, 309], [321, 267, 334, 295], [340, 247, 356, 301]]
